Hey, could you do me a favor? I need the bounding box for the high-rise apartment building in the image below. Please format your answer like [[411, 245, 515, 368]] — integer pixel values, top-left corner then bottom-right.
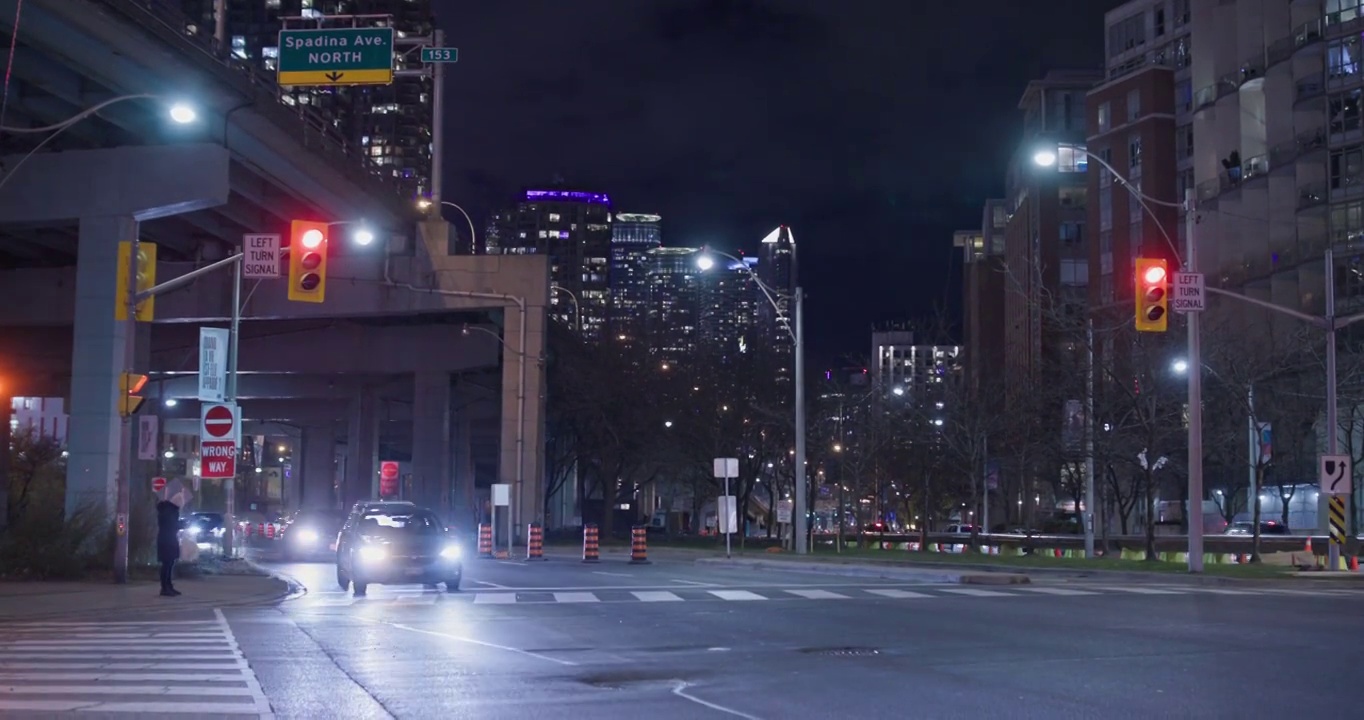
[[179, 0, 435, 200], [756, 226, 797, 380], [870, 328, 962, 400], [1002, 70, 1100, 397], [698, 256, 759, 364], [644, 247, 703, 363], [498, 189, 614, 340], [956, 202, 1009, 399], [610, 213, 663, 346]]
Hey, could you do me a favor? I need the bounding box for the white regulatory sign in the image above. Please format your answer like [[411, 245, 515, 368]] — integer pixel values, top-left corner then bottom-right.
[[1172, 272, 1205, 313], [1320, 454, 1353, 496], [242, 233, 281, 279]]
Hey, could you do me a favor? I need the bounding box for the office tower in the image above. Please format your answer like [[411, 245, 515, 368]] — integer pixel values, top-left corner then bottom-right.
[[756, 226, 796, 381], [698, 256, 759, 364], [644, 247, 702, 363], [610, 213, 663, 346]]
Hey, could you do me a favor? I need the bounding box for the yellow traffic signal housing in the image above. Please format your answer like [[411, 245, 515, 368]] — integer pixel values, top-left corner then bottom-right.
[[288, 220, 329, 303], [119, 372, 148, 417], [1134, 257, 1169, 332], [115, 241, 157, 321]]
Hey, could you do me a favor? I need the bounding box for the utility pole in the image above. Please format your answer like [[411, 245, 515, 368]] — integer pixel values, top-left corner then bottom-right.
[[223, 258, 242, 558], [430, 28, 446, 206], [1185, 188, 1205, 573], [115, 237, 139, 584], [1326, 247, 1341, 572], [1084, 318, 1096, 559]]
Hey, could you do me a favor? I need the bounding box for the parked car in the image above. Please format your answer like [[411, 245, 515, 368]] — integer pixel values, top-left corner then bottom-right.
[[1224, 520, 1290, 536], [335, 502, 462, 596]]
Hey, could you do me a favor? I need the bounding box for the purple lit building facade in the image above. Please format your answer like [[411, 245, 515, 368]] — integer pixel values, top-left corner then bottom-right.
[[499, 189, 615, 340]]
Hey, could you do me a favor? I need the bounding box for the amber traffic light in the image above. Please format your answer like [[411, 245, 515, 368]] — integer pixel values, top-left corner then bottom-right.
[[288, 220, 329, 303], [115, 241, 157, 321], [1134, 258, 1169, 333]]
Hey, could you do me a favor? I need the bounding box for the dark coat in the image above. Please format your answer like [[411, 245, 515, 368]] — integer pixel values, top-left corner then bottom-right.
[[156, 500, 181, 563]]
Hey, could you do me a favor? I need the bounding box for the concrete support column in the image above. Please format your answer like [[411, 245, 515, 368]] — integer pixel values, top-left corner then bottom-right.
[[498, 305, 546, 541], [411, 371, 451, 516], [452, 404, 475, 528], [345, 387, 378, 506], [65, 215, 137, 518], [301, 426, 337, 510]]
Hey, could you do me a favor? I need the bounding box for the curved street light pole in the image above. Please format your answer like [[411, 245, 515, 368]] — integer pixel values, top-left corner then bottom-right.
[[440, 201, 479, 254], [549, 285, 581, 334], [699, 249, 808, 555]]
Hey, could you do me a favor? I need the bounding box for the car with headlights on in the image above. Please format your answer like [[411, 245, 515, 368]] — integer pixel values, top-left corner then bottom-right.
[[335, 504, 462, 595], [278, 508, 345, 560]]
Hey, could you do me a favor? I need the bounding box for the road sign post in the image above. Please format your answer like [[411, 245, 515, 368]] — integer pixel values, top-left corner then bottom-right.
[[713, 458, 738, 558], [1172, 272, 1205, 313], [243, 234, 281, 279], [1320, 454, 1353, 570], [277, 27, 394, 86]]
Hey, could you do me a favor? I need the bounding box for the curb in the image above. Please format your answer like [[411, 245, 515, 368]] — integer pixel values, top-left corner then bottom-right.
[[237, 559, 306, 601], [694, 557, 1030, 585]]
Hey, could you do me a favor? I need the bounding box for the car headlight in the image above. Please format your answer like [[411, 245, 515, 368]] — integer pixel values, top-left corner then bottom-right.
[[187, 526, 201, 537], [440, 544, 461, 559], [357, 546, 388, 562], [296, 529, 319, 544]]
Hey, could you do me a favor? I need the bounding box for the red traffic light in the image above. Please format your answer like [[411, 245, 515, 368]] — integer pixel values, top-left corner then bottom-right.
[[1142, 265, 1166, 285], [300, 229, 324, 250]]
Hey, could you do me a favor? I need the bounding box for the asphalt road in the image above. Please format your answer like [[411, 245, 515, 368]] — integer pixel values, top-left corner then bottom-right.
[[4, 552, 1363, 719]]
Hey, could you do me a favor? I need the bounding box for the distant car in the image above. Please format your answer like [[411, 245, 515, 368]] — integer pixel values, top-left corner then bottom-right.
[[335, 503, 462, 596], [278, 508, 345, 560], [1224, 521, 1290, 536], [862, 521, 888, 534], [943, 524, 980, 535], [181, 512, 226, 542]]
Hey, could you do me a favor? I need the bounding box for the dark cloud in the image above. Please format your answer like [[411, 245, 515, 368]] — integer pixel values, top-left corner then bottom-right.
[[436, 0, 1121, 360]]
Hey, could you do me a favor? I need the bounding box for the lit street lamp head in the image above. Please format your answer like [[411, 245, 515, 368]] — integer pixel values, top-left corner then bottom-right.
[[1172, 359, 1189, 374], [353, 228, 375, 246], [168, 103, 197, 124], [1032, 149, 1058, 167], [696, 255, 715, 271]]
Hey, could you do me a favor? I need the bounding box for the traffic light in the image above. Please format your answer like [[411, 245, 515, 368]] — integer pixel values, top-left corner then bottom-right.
[[119, 372, 147, 417], [1134, 258, 1169, 332], [288, 220, 329, 303], [114, 241, 157, 321]]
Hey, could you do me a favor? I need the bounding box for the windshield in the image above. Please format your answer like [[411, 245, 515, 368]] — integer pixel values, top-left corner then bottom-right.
[[359, 511, 442, 536]]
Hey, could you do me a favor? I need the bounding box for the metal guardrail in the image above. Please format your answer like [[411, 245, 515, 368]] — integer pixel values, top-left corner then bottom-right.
[[853, 532, 1359, 554]]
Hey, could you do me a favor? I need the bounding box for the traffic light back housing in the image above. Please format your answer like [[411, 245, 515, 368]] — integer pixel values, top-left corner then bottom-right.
[[1134, 257, 1169, 332], [288, 220, 329, 303], [115, 241, 157, 321]]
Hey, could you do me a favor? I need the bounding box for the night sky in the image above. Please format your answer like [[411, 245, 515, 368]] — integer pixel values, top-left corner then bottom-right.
[[437, 0, 1122, 364]]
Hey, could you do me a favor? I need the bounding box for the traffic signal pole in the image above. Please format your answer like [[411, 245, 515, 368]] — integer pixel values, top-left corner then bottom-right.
[[114, 238, 140, 584], [224, 257, 242, 558], [1185, 189, 1204, 573]]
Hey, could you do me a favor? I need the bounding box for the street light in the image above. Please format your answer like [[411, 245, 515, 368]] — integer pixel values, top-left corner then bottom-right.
[[1171, 359, 1189, 374], [168, 102, 198, 124], [1033, 141, 1199, 570], [419, 199, 480, 254], [697, 247, 809, 554]]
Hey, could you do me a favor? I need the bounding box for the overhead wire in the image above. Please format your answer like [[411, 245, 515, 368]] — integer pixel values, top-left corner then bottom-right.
[[0, 0, 23, 141]]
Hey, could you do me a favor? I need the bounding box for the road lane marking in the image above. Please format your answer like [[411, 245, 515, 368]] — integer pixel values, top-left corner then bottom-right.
[[709, 590, 767, 601], [784, 589, 850, 600], [1091, 586, 1187, 595], [0, 682, 253, 694], [0, 700, 267, 714], [473, 580, 511, 589], [937, 588, 1015, 598], [474, 593, 519, 604], [364, 619, 578, 667], [0, 672, 247, 682], [552, 592, 600, 603], [863, 589, 931, 599], [1181, 588, 1259, 595], [672, 680, 763, 720], [592, 571, 633, 577], [631, 591, 685, 602], [1014, 587, 1102, 596]]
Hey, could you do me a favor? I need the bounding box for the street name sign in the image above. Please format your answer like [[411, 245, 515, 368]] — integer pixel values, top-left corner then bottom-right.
[[243, 234, 281, 279], [1320, 454, 1353, 495], [277, 27, 394, 86], [420, 47, 458, 63], [200, 403, 239, 480], [198, 328, 229, 402], [1172, 272, 1205, 313]]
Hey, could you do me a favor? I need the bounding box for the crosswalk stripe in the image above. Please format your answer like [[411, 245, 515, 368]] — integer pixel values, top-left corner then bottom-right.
[[785, 589, 850, 600], [473, 593, 518, 604], [709, 590, 767, 601], [0, 700, 265, 714], [1093, 586, 1187, 595], [0, 685, 255, 697], [1014, 587, 1102, 596], [0, 673, 247, 682], [938, 588, 1015, 598], [631, 591, 684, 602], [1183, 588, 1259, 595], [553, 592, 600, 603], [863, 589, 932, 599], [394, 595, 437, 605]]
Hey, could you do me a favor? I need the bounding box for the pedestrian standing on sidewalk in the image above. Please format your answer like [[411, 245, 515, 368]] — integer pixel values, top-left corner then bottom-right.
[[157, 489, 185, 597]]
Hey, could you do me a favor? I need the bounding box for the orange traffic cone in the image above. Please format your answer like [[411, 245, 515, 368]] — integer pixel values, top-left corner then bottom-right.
[[1350, 556, 1359, 573]]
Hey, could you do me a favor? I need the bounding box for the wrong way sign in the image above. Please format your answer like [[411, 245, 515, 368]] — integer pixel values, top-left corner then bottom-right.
[[200, 403, 239, 480]]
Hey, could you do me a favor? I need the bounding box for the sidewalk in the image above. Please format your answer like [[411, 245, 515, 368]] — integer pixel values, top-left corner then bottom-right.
[[0, 570, 291, 621]]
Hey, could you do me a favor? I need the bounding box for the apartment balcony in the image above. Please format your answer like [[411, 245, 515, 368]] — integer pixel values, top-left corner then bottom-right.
[[1196, 177, 1222, 203], [1325, 8, 1364, 37], [1217, 73, 1242, 100], [1298, 181, 1328, 210], [1267, 35, 1296, 69], [1296, 78, 1325, 104], [1331, 174, 1364, 203], [1194, 84, 1218, 112], [1294, 18, 1324, 52]]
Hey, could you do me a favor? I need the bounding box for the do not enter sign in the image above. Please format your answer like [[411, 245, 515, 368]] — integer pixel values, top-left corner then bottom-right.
[[152, 477, 167, 493], [203, 404, 236, 438]]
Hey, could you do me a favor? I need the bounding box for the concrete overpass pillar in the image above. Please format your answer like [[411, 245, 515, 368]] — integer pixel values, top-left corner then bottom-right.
[[345, 387, 378, 506], [65, 216, 138, 518], [301, 426, 337, 510], [410, 371, 450, 516], [500, 306, 547, 540], [453, 408, 475, 529]]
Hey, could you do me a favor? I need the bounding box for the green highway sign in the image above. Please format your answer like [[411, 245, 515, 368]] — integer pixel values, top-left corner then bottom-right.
[[277, 27, 394, 86], [421, 47, 459, 63]]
